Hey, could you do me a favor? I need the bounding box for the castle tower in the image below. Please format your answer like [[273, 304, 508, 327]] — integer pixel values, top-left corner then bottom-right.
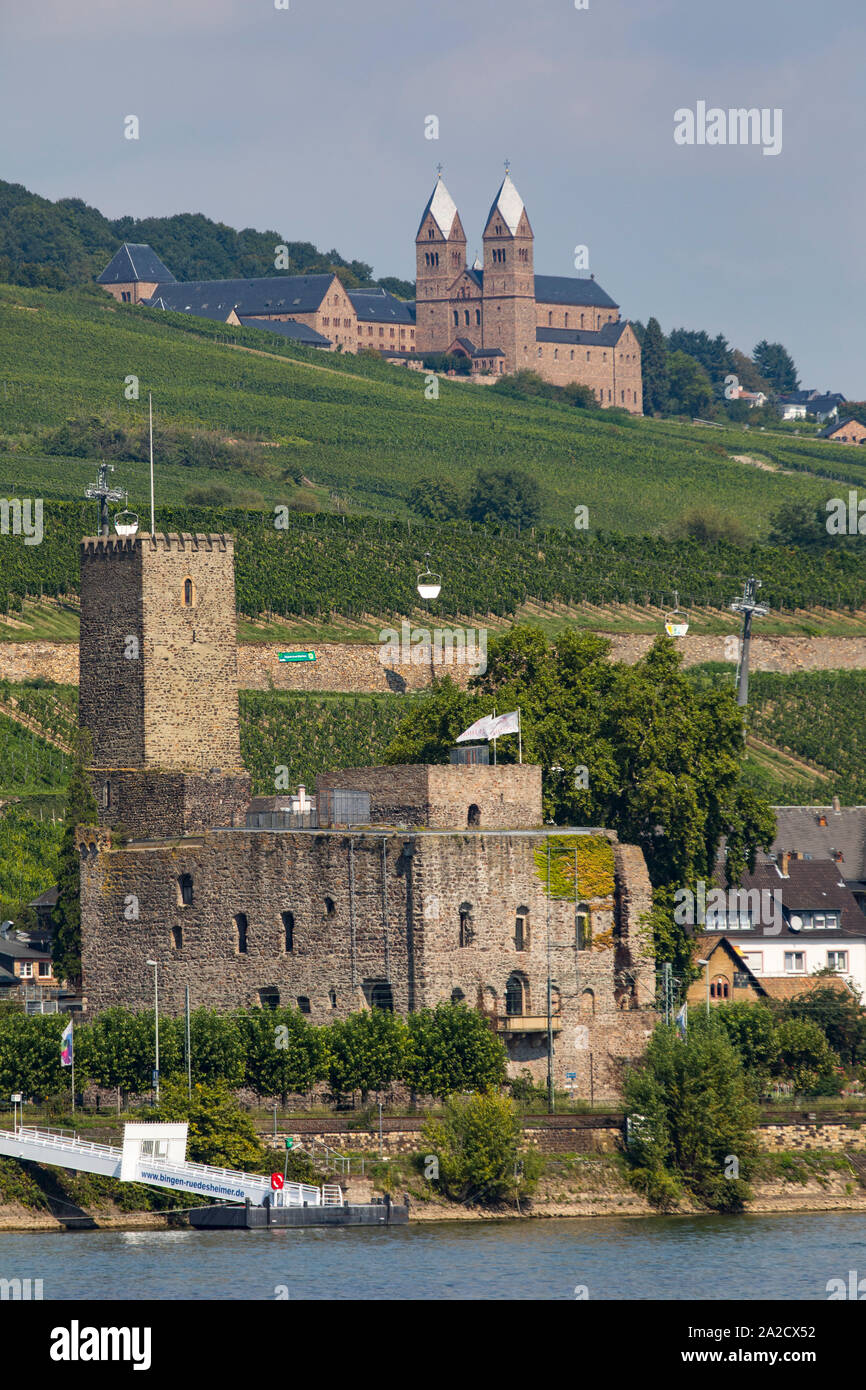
[[79, 532, 250, 839], [414, 174, 467, 353], [481, 171, 535, 370]]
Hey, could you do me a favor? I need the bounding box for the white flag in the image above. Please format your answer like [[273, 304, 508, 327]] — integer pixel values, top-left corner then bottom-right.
[[488, 710, 519, 739], [455, 715, 496, 743]]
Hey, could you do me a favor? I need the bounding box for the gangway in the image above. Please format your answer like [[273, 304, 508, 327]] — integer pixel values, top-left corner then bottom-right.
[[0, 1123, 343, 1209]]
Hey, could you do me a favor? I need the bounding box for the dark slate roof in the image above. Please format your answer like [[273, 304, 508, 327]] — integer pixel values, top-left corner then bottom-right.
[[534, 274, 618, 309], [452, 336, 477, 354], [465, 266, 484, 289], [146, 296, 232, 322], [473, 345, 505, 358], [97, 244, 176, 285], [348, 288, 415, 324], [0, 967, 18, 988], [377, 349, 423, 360], [536, 321, 629, 348], [29, 886, 58, 909], [779, 390, 846, 408], [708, 858, 866, 939], [821, 417, 863, 438], [142, 274, 334, 319], [237, 316, 331, 346], [0, 941, 51, 961], [771, 806, 866, 880]]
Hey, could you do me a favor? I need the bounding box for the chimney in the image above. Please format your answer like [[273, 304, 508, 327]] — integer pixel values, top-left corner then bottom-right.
[[780, 851, 790, 877], [832, 795, 841, 815], [818, 814, 828, 827], [833, 848, 844, 863]]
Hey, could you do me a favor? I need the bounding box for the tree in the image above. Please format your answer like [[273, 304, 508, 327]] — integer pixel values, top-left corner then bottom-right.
[[641, 317, 669, 414], [421, 1091, 540, 1206], [325, 1009, 408, 1102], [623, 1019, 759, 1211], [668, 329, 732, 389], [768, 500, 828, 549], [778, 984, 866, 1067], [153, 1079, 267, 1171], [408, 478, 462, 521], [753, 340, 799, 394], [712, 1001, 779, 1088], [467, 468, 541, 529], [240, 1006, 326, 1101], [729, 348, 770, 395], [0, 1009, 68, 1097], [771, 1017, 839, 1093], [669, 505, 747, 546], [83, 1008, 182, 1093], [405, 1003, 507, 1097], [51, 731, 98, 985], [665, 351, 714, 416]]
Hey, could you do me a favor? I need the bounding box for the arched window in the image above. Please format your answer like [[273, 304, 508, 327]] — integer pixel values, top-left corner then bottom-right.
[[369, 980, 394, 1012], [328, 989, 337, 1008], [177, 874, 193, 907], [453, 310, 459, 326], [467, 804, 481, 827], [324, 897, 336, 917], [475, 309, 481, 325], [515, 909, 529, 952], [710, 975, 730, 1000], [459, 902, 474, 947], [171, 925, 182, 950], [259, 986, 280, 1009], [577, 906, 592, 950], [505, 973, 528, 1016], [282, 910, 294, 952], [564, 313, 569, 328], [580, 988, 596, 1018], [548, 311, 553, 326], [464, 309, 470, 325], [183, 577, 195, 607], [451, 987, 465, 1004], [100, 780, 111, 811], [234, 913, 248, 954]]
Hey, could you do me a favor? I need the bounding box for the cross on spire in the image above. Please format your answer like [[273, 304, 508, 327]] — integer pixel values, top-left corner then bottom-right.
[[84, 461, 126, 538], [435, 162, 444, 178], [504, 157, 511, 174]]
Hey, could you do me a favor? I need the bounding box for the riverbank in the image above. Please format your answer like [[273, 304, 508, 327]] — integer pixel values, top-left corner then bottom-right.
[[3, 1151, 864, 1231]]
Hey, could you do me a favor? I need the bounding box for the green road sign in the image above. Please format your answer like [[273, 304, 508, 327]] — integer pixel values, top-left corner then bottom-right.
[[278, 651, 316, 663], [285, 1137, 294, 1150]]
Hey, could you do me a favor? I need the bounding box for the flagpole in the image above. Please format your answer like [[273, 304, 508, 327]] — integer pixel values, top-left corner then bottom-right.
[[492, 706, 496, 766], [70, 1018, 75, 1114], [149, 392, 155, 536], [518, 708, 522, 765]]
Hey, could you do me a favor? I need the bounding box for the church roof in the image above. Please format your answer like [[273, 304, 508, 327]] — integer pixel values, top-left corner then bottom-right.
[[534, 274, 618, 309], [97, 243, 176, 285], [485, 173, 525, 235], [348, 287, 415, 324], [142, 273, 334, 319], [237, 316, 331, 346], [537, 321, 630, 347], [418, 177, 459, 238]]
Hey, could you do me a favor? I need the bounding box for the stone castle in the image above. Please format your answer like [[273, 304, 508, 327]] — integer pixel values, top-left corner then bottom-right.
[[77, 532, 655, 1098], [95, 170, 642, 411]]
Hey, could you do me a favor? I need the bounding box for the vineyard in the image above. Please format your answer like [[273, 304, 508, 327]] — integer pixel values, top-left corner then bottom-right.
[[746, 671, 866, 804], [2, 502, 866, 624], [4, 282, 866, 539]]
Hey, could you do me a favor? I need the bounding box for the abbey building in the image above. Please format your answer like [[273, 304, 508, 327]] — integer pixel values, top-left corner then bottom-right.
[[95, 170, 642, 412]]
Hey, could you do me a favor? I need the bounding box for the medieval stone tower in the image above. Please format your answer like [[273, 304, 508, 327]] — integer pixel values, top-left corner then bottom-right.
[[481, 172, 535, 363], [79, 532, 250, 839]]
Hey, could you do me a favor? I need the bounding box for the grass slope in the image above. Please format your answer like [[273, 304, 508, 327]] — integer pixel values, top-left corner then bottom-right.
[[1, 283, 864, 534]]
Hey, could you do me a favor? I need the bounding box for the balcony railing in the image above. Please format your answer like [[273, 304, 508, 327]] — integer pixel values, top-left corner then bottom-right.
[[495, 1014, 563, 1034]]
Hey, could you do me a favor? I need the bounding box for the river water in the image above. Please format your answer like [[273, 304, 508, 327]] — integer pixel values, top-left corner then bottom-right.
[[2, 1213, 866, 1300]]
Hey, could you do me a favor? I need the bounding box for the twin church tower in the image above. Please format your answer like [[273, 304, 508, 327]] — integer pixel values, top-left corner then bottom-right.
[[414, 170, 642, 412]]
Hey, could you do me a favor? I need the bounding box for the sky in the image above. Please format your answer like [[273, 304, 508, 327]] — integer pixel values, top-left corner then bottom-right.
[[2, 0, 864, 393]]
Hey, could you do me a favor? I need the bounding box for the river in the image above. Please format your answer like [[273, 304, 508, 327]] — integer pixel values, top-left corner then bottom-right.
[[2, 1212, 866, 1300]]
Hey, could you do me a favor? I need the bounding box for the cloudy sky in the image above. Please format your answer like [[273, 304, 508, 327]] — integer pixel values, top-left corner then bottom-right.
[[2, 0, 864, 392]]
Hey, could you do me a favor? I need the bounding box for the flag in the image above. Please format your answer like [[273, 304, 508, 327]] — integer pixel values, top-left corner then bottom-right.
[[455, 714, 496, 743], [675, 1003, 687, 1039], [60, 1019, 73, 1068], [488, 710, 520, 739]]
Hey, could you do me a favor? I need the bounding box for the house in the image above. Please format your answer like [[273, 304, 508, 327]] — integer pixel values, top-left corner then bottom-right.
[[0, 937, 59, 991], [696, 855, 866, 999], [771, 802, 866, 913], [777, 390, 847, 423], [686, 933, 855, 1008], [820, 417, 866, 445]]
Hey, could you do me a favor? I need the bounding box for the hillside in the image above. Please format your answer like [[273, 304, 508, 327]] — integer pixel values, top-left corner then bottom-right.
[[2, 283, 865, 542], [0, 179, 412, 296]]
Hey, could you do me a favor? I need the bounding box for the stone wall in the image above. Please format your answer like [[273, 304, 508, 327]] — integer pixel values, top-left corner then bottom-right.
[[315, 763, 543, 830], [7, 633, 866, 695], [79, 825, 655, 1100]]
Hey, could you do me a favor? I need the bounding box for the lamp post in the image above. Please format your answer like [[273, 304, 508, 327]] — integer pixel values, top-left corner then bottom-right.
[[697, 958, 710, 1017], [146, 960, 160, 1105]]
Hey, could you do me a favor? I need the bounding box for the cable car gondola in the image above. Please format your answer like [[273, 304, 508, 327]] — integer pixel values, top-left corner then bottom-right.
[[114, 509, 140, 538], [416, 552, 442, 601], [664, 590, 689, 638]]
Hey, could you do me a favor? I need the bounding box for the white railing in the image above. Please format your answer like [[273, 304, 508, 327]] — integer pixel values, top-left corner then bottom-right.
[[16, 1127, 121, 1159]]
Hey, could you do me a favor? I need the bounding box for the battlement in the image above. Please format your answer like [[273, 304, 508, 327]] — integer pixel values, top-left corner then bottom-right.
[[81, 532, 232, 556]]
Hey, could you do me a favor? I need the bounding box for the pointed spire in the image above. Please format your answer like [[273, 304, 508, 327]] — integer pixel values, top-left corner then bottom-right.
[[418, 174, 459, 239], [485, 172, 525, 236]]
